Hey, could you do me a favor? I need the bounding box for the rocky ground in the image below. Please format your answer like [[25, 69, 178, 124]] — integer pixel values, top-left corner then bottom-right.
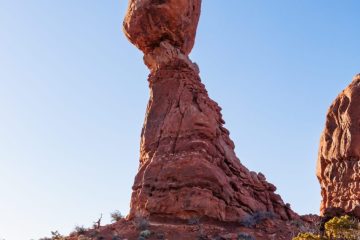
[[64, 215, 320, 240]]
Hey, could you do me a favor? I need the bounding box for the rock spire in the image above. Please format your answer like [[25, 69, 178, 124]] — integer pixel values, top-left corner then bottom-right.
[[123, 0, 297, 222]]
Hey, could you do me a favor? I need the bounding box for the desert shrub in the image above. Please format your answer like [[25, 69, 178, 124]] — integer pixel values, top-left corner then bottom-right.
[[290, 219, 321, 237], [134, 216, 149, 230], [73, 225, 87, 235], [156, 232, 165, 239], [324, 215, 360, 239], [239, 211, 276, 227], [50, 231, 64, 240], [88, 230, 99, 238], [139, 230, 151, 238], [292, 232, 322, 240], [110, 210, 124, 222], [77, 236, 91, 240], [290, 220, 305, 228], [293, 215, 360, 240], [238, 232, 255, 240], [38, 231, 64, 240]]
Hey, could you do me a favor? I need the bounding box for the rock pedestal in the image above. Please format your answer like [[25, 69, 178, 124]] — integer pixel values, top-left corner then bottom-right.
[[123, 0, 297, 222], [317, 74, 360, 214]]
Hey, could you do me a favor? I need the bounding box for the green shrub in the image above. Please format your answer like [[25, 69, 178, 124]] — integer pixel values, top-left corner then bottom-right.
[[77, 236, 91, 240], [139, 230, 151, 238], [73, 225, 87, 235], [293, 215, 360, 240], [134, 216, 149, 230], [324, 215, 360, 240], [110, 210, 124, 222], [38, 230, 65, 240], [239, 211, 275, 227], [50, 231, 64, 240], [292, 232, 322, 240]]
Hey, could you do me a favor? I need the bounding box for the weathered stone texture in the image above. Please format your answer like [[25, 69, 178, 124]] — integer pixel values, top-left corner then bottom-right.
[[123, 0, 297, 222], [317, 74, 360, 214]]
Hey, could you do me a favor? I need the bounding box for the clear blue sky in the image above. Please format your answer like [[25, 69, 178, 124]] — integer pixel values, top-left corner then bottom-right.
[[1, 1, 359, 239]]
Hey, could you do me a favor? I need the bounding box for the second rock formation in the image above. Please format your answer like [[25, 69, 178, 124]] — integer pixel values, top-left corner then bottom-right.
[[317, 74, 360, 215]]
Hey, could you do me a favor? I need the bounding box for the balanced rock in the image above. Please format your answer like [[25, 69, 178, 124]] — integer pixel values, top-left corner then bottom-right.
[[123, 0, 201, 55], [317, 74, 360, 214], [123, 0, 297, 222]]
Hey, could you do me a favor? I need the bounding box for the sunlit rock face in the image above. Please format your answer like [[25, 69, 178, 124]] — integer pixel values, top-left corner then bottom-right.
[[123, 0, 201, 55], [123, 0, 298, 222], [317, 74, 360, 215]]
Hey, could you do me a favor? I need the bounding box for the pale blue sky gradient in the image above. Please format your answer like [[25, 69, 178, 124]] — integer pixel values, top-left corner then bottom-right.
[[1, 1, 360, 239]]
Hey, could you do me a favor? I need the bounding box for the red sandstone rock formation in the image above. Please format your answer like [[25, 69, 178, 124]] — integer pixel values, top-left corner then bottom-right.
[[123, 0, 297, 222], [317, 74, 360, 215]]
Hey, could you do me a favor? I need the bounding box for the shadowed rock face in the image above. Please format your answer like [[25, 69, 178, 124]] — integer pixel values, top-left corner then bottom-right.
[[317, 74, 360, 214], [123, 0, 297, 222]]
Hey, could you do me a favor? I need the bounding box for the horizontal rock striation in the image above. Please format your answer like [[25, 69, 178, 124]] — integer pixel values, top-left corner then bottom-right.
[[317, 74, 360, 214], [123, 0, 297, 222]]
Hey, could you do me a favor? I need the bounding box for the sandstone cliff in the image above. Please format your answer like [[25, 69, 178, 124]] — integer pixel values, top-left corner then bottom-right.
[[317, 74, 360, 214]]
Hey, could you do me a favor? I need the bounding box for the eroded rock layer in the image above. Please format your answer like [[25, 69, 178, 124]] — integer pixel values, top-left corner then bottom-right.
[[317, 74, 360, 214], [123, 0, 297, 222]]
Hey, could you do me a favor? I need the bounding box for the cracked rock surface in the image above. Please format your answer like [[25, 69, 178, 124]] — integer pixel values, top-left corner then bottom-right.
[[123, 0, 297, 222], [317, 74, 360, 214]]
